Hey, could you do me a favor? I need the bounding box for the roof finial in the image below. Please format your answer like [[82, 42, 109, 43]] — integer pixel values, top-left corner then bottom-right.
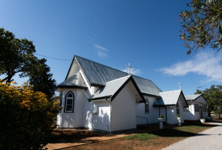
[[179, 82, 181, 90], [126, 63, 133, 75]]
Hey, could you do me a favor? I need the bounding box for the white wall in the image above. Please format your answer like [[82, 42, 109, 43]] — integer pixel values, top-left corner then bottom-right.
[[91, 102, 111, 132], [183, 101, 207, 121], [166, 106, 175, 124], [111, 81, 138, 132], [57, 89, 85, 128], [67, 58, 80, 79], [183, 103, 195, 120], [177, 95, 185, 123], [136, 95, 159, 125], [196, 96, 207, 104], [194, 102, 207, 119]]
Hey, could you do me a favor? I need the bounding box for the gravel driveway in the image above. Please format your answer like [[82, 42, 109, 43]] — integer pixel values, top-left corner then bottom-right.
[[163, 122, 222, 150]]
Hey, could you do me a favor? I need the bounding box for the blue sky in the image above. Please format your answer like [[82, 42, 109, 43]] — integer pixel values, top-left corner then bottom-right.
[[1, 0, 222, 95]]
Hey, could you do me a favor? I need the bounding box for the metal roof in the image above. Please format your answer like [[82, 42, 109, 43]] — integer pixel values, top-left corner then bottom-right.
[[89, 75, 131, 100], [75, 55, 162, 96], [57, 74, 87, 89], [153, 90, 188, 108], [155, 90, 182, 105], [185, 94, 201, 100]]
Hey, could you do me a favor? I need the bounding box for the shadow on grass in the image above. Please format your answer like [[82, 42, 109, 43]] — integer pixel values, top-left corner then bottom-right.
[[49, 123, 217, 144], [149, 123, 217, 138], [49, 130, 105, 144]]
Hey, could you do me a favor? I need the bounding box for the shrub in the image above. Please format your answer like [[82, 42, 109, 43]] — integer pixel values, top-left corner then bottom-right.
[[0, 80, 60, 150], [159, 115, 163, 118]]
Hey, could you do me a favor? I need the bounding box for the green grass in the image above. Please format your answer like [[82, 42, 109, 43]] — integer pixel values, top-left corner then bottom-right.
[[122, 133, 156, 141]]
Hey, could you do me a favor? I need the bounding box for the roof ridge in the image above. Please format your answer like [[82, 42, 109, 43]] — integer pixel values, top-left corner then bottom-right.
[[106, 75, 131, 83], [75, 55, 152, 81], [185, 94, 201, 96], [160, 90, 181, 93]]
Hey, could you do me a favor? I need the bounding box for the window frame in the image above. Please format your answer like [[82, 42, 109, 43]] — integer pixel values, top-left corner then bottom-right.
[[145, 98, 149, 114], [176, 103, 180, 115], [64, 91, 75, 113], [195, 104, 199, 112], [59, 92, 63, 107]]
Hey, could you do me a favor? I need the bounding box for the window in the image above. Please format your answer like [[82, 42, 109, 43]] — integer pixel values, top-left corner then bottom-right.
[[203, 106, 207, 112], [176, 103, 180, 115], [59, 92, 63, 106], [145, 98, 149, 114], [195, 104, 199, 112], [64, 91, 75, 113]]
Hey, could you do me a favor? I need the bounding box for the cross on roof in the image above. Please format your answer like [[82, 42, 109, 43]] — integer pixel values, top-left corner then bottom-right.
[[179, 82, 181, 90], [126, 63, 133, 75]]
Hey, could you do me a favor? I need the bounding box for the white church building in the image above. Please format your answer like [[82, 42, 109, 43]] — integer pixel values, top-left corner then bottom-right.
[[56, 55, 188, 133]]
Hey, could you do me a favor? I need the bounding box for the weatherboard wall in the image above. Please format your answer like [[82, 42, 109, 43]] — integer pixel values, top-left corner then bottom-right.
[[57, 89, 85, 128], [136, 95, 159, 125], [111, 81, 138, 132]]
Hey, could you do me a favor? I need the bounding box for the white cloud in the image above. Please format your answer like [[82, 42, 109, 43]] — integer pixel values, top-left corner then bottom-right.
[[159, 51, 222, 83], [94, 44, 108, 51], [122, 68, 141, 75], [97, 51, 108, 58], [94, 44, 108, 58]]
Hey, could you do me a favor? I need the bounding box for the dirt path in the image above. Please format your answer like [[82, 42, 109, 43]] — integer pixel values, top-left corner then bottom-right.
[[163, 122, 222, 150], [46, 124, 177, 150]]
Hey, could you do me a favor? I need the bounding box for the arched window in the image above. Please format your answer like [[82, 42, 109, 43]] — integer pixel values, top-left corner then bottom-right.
[[145, 98, 149, 114], [64, 91, 75, 113], [59, 92, 63, 106]]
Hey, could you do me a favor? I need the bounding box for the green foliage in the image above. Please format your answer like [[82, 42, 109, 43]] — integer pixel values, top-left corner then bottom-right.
[[0, 81, 60, 150], [179, 0, 222, 54], [0, 28, 57, 100], [28, 58, 56, 100], [177, 115, 181, 117], [159, 115, 163, 118], [123, 133, 156, 141], [0, 28, 42, 82], [195, 85, 222, 117]]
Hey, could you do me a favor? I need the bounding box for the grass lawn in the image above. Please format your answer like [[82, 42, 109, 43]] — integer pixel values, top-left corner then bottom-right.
[[64, 123, 216, 150]]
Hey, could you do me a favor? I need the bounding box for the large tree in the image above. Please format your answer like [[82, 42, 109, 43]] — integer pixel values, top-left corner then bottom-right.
[[179, 0, 222, 54], [0, 28, 42, 82], [195, 85, 222, 117], [28, 58, 57, 100], [0, 28, 56, 101]]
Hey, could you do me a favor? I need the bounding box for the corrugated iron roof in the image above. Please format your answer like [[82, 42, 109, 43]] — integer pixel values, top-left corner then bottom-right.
[[153, 90, 188, 108], [155, 90, 182, 105], [185, 94, 201, 100], [57, 74, 87, 89], [89, 75, 131, 100], [75, 55, 162, 96]]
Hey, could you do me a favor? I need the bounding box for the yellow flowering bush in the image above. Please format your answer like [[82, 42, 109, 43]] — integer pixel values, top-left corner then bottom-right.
[[0, 79, 60, 150]]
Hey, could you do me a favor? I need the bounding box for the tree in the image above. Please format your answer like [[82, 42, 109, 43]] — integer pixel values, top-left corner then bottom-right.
[[0, 80, 60, 149], [0, 28, 57, 101], [28, 58, 57, 100], [0, 28, 42, 82], [195, 85, 222, 117], [179, 0, 222, 54]]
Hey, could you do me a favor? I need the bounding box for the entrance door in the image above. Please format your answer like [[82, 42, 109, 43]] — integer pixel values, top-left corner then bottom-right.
[[199, 106, 203, 118]]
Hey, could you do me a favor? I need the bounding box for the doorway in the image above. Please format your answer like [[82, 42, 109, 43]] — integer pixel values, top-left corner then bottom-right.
[[199, 106, 203, 118]]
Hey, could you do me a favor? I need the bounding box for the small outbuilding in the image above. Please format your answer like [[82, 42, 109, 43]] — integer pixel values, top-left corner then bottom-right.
[[183, 94, 208, 121], [153, 90, 188, 124]]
